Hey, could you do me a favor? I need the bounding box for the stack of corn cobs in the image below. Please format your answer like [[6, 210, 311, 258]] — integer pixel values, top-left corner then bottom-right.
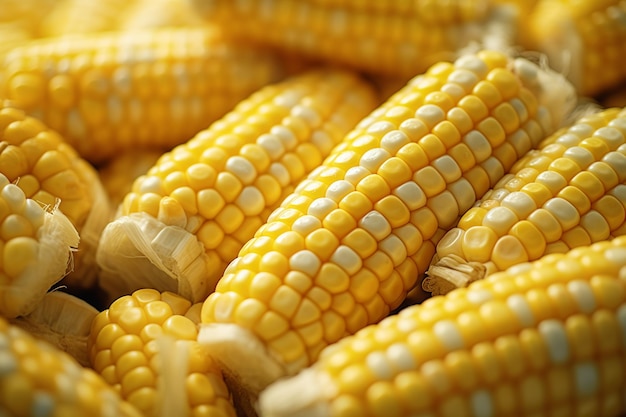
[[2, 0, 626, 416]]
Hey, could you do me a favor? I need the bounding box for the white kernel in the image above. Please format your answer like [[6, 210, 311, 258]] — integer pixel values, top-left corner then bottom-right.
[[509, 98, 528, 122], [138, 176, 165, 194], [415, 104, 445, 129], [311, 130, 336, 155], [308, 197, 337, 219], [506, 294, 535, 327], [575, 362, 599, 396], [433, 320, 464, 350], [359, 210, 391, 240], [555, 132, 583, 148], [567, 280, 596, 314], [380, 130, 410, 154], [271, 125, 298, 150], [366, 351, 393, 379], [605, 152, 626, 182], [292, 215, 322, 235], [535, 171, 566, 194], [292, 104, 322, 128], [594, 126, 624, 150], [360, 148, 391, 172], [258, 134, 285, 159], [345, 166, 370, 185], [463, 130, 492, 163], [386, 343, 416, 372], [606, 247, 626, 266], [448, 69, 479, 91], [481, 156, 505, 186], [236, 186, 264, 216], [432, 155, 461, 183], [482, 206, 518, 236], [366, 120, 396, 136], [326, 180, 354, 202], [226, 156, 257, 185], [471, 390, 494, 417], [568, 123, 594, 139], [454, 54, 489, 78], [289, 250, 321, 276], [538, 320, 570, 364], [330, 245, 362, 275], [467, 289, 494, 305], [501, 191, 537, 219], [2, 184, 26, 212], [274, 90, 302, 108], [22, 199, 45, 229], [448, 178, 476, 214], [379, 234, 407, 267], [393, 182, 426, 211], [563, 146, 593, 169], [269, 162, 291, 187], [543, 198, 580, 231]]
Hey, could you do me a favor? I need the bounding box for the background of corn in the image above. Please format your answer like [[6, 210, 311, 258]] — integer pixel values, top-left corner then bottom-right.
[[2, 0, 626, 416]]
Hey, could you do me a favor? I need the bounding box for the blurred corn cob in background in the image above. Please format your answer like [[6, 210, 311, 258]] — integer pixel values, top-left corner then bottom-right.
[[527, 0, 626, 97], [259, 235, 626, 417], [0, 314, 142, 417], [88, 289, 237, 417], [98, 149, 162, 209], [39, 0, 139, 37], [189, 0, 520, 80], [96, 68, 379, 304], [423, 106, 626, 295], [119, 0, 206, 31], [198, 50, 576, 405], [0, 101, 113, 292], [0, 0, 57, 54], [0, 27, 287, 163]]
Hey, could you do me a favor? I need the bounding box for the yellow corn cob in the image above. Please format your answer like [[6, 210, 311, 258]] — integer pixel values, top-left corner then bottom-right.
[[88, 289, 236, 417], [528, 0, 626, 97], [119, 0, 206, 31], [96, 68, 379, 304], [98, 149, 162, 209], [0, 314, 142, 417], [259, 235, 626, 417], [189, 0, 518, 78], [423, 106, 626, 296], [10, 291, 98, 366], [198, 50, 576, 402], [40, 0, 139, 37], [0, 172, 79, 318], [0, 27, 286, 163], [0, 101, 113, 291]]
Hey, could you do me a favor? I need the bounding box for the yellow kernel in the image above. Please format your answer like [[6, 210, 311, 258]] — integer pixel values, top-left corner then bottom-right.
[[2, 236, 37, 278], [249, 272, 282, 303], [349, 268, 380, 302], [339, 191, 373, 220], [458, 94, 489, 122], [267, 284, 302, 318], [418, 133, 446, 161], [395, 142, 428, 173]]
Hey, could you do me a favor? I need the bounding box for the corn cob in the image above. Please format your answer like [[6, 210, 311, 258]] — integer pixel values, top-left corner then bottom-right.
[[527, 0, 626, 97], [39, 0, 139, 37], [189, 0, 518, 79], [88, 288, 236, 417], [197, 50, 576, 402], [10, 291, 98, 366], [0, 101, 113, 291], [119, 0, 206, 31], [96, 68, 379, 304], [0, 27, 286, 163], [0, 314, 142, 417], [98, 149, 162, 209], [0, 172, 79, 318], [259, 235, 626, 417], [423, 106, 626, 296]]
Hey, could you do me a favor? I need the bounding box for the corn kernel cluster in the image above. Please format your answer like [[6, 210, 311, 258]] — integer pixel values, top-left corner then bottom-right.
[[1, 1, 626, 417]]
